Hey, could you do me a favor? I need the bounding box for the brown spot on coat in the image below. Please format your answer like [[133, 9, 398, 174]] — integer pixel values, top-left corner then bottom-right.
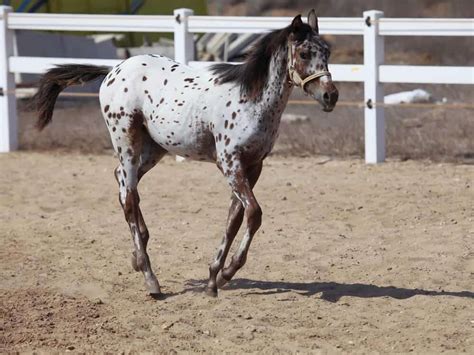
[[104, 105, 110, 113], [107, 78, 115, 86], [142, 76, 147, 81]]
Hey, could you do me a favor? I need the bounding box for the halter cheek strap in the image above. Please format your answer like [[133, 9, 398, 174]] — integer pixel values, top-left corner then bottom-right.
[[288, 45, 331, 90]]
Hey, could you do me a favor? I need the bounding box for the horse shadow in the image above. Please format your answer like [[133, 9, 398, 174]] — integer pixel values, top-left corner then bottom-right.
[[183, 278, 474, 303]]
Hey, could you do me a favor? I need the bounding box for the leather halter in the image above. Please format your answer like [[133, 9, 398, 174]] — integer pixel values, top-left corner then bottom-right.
[[288, 45, 331, 90]]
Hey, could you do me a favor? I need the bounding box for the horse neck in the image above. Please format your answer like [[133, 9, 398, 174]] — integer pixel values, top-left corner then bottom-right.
[[258, 44, 292, 111]]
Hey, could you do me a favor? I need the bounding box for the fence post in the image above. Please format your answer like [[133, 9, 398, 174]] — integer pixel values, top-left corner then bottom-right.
[[173, 8, 194, 162], [0, 6, 17, 153], [174, 8, 194, 64], [363, 10, 385, 164]]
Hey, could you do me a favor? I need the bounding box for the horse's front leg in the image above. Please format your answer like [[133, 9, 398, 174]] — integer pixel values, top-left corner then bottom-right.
[[206, 194, 244, 297], [207, 162, 263, 295]]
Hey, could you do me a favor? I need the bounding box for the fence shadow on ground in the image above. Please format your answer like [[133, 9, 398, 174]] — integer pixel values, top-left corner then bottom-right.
[[184, 279, 474, 302]]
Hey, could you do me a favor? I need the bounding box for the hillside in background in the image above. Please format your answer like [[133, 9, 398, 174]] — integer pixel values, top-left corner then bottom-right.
[[209, 0, 473, 17], [209, 0, 474, 66], [5, 0, 207, 46]]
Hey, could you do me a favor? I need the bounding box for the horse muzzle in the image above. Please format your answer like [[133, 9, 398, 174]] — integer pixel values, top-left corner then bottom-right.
[[307, 81, 338, 112], [321, 87, 339, 112]]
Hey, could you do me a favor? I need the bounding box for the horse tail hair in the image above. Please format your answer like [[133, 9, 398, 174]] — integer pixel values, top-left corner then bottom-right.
[[33, 64, 110, 131]]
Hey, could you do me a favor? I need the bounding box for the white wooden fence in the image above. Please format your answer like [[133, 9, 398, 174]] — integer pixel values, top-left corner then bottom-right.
[[0, 6, 473, 163]]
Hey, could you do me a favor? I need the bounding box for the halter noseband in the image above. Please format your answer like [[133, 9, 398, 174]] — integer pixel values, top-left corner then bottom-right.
[[288, 45, 331, 90]]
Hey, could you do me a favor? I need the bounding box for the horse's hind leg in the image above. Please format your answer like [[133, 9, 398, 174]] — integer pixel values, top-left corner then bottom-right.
[[206, 162, 262, 296], [113, 114, 167, 295]]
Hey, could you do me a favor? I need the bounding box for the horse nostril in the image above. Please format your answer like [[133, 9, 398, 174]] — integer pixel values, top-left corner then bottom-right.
[[330, 91, 339, 104], [323, 92, 330, 104]]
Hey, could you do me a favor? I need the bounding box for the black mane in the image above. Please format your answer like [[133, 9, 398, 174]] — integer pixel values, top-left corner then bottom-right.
[[210, 22, 313, 101]]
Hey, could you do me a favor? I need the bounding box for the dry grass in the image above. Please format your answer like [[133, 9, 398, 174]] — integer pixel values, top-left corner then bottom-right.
[[276, 83, 474, 162], [276, 106, 474, 162]]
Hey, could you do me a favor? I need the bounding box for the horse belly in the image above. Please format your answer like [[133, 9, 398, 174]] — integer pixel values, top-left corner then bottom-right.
[[145, 113, 216, 161]]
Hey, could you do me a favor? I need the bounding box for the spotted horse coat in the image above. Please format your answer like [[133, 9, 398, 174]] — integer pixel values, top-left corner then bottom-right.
[[33, 10, 338, 297]]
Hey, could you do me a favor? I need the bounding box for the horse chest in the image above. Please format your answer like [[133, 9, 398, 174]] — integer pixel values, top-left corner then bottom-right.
[[213, 105, 283, 165], [252, 112, 283, 154], [247, 98, 286, 148]]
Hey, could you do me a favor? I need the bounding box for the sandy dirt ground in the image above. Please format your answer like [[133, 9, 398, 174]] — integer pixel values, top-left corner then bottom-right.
[[1, 152, 473, 353]]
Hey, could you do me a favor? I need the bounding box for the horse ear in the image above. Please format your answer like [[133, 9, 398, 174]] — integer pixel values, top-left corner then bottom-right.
[[307, 9, 319, 33], [290, 14, 304, 32]]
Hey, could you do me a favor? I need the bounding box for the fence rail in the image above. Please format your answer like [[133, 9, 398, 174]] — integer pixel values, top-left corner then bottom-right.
[[378, 18, 474, 36], [0, 6, 473, 162], [7, 13, 175, 32]]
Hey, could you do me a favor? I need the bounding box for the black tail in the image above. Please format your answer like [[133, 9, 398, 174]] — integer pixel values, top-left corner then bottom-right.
[[33, 64, 110, 130]]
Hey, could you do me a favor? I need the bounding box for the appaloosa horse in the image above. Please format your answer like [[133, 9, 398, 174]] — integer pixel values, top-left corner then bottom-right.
[[34, 10, 338, 297]]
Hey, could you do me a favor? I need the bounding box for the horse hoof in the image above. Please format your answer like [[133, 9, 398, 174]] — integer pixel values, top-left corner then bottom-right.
[[205, 287, 218, 298], [146, 277, 161, 295], [131, 252, 139, 272]]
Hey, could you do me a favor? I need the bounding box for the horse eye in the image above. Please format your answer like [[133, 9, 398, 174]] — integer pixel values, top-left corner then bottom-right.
[[299, 52, 310, 60]]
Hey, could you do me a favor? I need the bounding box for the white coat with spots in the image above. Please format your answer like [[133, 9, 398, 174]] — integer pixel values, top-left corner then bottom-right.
[[34, 11, 338, 297]]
